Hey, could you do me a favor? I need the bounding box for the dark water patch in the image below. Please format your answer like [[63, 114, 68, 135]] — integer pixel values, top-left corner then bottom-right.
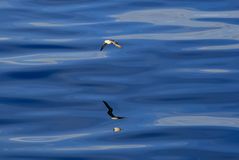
[[0, 97, 48, 106], [3, 69, 60, 80], [0, 118, 28, 126], [17, 43, 76, 50], [150, 148, 239, 160]]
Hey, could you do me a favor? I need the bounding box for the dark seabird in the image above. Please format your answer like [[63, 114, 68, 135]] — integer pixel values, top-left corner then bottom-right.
[[102, 101, 124, 120], [100, 39, 122, 51]]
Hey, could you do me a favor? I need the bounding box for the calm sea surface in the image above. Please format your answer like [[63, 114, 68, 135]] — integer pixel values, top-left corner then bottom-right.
[[1, 0, 239, 159]]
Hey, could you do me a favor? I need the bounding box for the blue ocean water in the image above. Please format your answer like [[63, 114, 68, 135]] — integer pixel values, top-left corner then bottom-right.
[[0, 0, 239, 159]]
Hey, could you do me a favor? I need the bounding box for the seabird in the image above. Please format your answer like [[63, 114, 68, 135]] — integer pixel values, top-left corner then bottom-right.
[[100, 39, 122, 51], [102, 101, 124, 120]]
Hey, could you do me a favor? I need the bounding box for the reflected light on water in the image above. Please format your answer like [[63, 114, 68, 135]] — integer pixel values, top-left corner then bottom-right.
[[55, 144, 148, 151], [112, 9, 239, 27], [177, 68, 233, 74], [155, 116, 239, 128], [0, 51, 106, 65], [193, 43, 239, 50], [10, 133, 90, 143], [109, 8, 239, 50], [0, 37, 11, 41], [42, 38, 76, 42], [29, 22, 97, 27]]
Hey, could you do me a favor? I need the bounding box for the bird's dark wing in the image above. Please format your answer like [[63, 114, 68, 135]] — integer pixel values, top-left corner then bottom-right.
[[100, 43, 107, 51], [108, 111, 116, 118], [116, 116, 125, 119], [102, 101, 116, 118], [103, 101, 112, 111]]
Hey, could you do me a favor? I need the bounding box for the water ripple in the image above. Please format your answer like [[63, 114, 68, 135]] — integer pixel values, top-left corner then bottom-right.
[[156, 116, 239, 128], [0, 51, 106, 65], [110, 8, 239, 50], [10, 133, 90, 143], [55, 144, 148, 151]]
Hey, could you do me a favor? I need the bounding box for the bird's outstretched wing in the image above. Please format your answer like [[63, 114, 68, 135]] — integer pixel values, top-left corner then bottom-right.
[[112, 41, 122, 48], [102, 100, 116, 118], [100, 43, 107, 51]]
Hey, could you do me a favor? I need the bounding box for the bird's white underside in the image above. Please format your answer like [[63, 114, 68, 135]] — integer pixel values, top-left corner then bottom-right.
[[104, 40, 112, 44]]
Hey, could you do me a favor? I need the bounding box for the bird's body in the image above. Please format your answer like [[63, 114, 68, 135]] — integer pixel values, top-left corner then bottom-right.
[[102, 101, 124, 120], [100, 39, 122, 51]]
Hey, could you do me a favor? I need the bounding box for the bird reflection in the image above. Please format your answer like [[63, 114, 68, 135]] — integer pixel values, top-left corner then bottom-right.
[[113, 127, 122, 133], [102, 101, 125, 120]]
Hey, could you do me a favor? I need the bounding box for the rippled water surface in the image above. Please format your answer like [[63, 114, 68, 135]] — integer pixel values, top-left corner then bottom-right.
[[1, 0, 239, 159]]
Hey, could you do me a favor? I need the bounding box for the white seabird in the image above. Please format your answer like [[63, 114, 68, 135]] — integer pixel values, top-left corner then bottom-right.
[[100, 39, 122, 51]]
